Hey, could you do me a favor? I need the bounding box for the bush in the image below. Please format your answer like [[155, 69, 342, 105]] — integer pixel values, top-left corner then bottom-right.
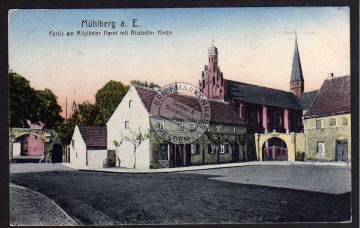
[[295, 151, 305, 161]]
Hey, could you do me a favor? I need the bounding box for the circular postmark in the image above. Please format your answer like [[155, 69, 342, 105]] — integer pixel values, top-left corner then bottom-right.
[[150, 82, 211, 144]]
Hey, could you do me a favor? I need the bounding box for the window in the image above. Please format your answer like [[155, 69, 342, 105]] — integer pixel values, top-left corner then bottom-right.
[[342, 117, 348, 126], [330, 118, 337, 126], [158, 121, 164, 130], [129, 100, 132, 108], [190, 123, 196, 131], [71, 140, 75, 148], [316, 119, 323, 129], [191, 144, 199, 154], [208, 144, 217, 154], [159, 144, 168, 160], [233, 126, 236, 133], [213, 76, 215, 85], [317, 142, 325, 154], [178, 122, 184, 131], [220, 144, 225, 154], [125, 121, 129, 129], [216, 125, 223, 133]]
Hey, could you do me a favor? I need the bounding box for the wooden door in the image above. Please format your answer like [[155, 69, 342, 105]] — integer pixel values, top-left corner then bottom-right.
[[336, 140, 348, 161]]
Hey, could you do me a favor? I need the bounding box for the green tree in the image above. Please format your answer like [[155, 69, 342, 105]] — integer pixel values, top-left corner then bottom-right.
[[130, 80, 159, 88], [9, 72, 40, 127], [36, 89, 63, 129], [73, 101, 99, 126], [94, 80, 129, 126], [55, 121, 76, 145], [9, 72, 64, 129]]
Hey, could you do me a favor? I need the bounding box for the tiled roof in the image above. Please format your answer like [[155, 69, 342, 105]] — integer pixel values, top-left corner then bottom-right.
[[225, 80, 301, 110], [135, 87, 245, 125], [78, 126, 107, 148], [305, 76, 351, 116], [299, 90, 318, 110]]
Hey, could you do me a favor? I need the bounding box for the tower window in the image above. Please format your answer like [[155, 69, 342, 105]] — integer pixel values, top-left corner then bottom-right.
[[129, 100, 132, 108], [125, 121, 129, 129], [202, 79, 205, 89], [213, 77, 215, 85]]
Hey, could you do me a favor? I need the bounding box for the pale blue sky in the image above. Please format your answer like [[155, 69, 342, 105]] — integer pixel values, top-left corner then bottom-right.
[[9, 7, 350, 117]]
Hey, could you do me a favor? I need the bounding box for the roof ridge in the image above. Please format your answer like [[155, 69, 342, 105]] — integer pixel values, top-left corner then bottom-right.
[[226, 79, 293, 94]]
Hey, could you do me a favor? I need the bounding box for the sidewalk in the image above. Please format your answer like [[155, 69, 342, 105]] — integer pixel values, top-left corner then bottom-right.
[[10, 184, 77, 226], [62, 160, 350, 174]]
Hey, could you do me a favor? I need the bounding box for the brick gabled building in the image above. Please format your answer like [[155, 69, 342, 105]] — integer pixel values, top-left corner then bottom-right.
[[199, 35, 319, 161]]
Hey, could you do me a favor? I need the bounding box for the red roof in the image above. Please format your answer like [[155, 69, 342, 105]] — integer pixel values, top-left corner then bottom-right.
[[78, 126, 107, 148], [135, 87, 245, 125], [305, 76, 350, 116]]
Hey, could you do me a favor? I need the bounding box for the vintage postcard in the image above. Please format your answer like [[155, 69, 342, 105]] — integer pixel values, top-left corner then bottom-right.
[[8, 6, 355, 226]]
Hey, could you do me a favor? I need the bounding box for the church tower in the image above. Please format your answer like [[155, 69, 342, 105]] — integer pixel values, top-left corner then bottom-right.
[[199, 43, 225, 99], [290, 32, 304, 96]]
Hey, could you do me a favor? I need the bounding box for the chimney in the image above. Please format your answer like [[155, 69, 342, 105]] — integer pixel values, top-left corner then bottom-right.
[[328, 73, 334, 78]]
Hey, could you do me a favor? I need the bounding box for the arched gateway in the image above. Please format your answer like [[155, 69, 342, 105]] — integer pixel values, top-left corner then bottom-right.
[[254, 131, 305, 161], [9, 128, 62, 163], [262, 137, 288, 161]]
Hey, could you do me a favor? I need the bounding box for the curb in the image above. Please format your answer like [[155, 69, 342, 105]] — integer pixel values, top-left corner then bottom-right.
[[77, 161, 350, 174], [10, 184, 77, 226]]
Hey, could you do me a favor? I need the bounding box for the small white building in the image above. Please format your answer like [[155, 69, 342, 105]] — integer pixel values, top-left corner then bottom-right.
[[70, 126, 108, 168]]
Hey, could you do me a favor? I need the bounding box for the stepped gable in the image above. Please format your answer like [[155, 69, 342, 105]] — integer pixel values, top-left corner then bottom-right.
[[299, 90, 319, 110], [225, 80, 301, 110], [78, 126, 107, 148], [305, 75, 350, 116], [135, 86, 245, 125]]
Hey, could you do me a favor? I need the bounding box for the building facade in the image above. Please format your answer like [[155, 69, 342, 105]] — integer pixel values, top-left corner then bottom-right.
[[199, 36, 318, 161], [304, 75, 351, 162], [107, 86, 250, 170], [70, 126, 109, 167]]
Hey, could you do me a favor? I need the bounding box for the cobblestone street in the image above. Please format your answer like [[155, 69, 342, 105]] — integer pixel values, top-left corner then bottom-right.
[[10, 163, 352, 225]]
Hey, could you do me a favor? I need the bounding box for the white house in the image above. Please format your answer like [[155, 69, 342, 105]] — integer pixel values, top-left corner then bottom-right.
[[107, 86, 246, 170], [70, 126, 108, 168], [107, 86, 150, 170]]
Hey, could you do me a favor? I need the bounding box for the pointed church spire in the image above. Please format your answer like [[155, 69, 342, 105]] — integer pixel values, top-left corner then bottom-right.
[[290, 31, 304, 96], [291, 31, 304, 82]]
